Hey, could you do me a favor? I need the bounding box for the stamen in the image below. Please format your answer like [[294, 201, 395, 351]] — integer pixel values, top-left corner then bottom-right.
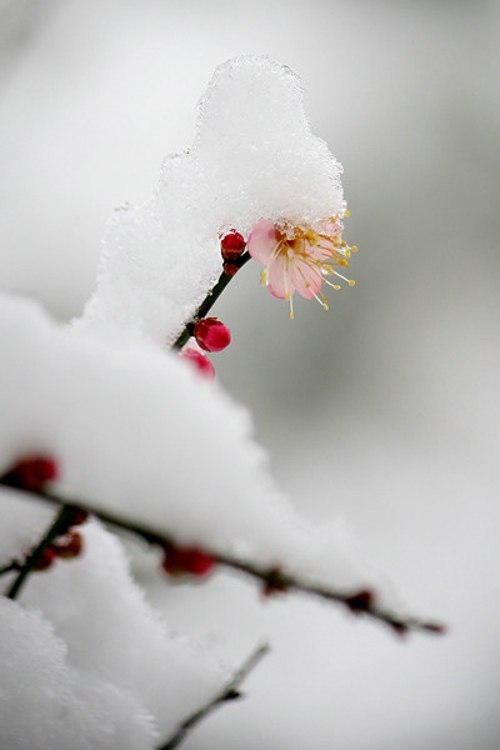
[[283, 255, 291, 304], [311, 289, 329, 310], [330, 269, 355, 285], [251, 216, 356, 316], [323, 277, 342, 290]]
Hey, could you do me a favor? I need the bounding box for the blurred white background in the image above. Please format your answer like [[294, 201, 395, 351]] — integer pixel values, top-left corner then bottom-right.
[[1, 1, 500, 748]]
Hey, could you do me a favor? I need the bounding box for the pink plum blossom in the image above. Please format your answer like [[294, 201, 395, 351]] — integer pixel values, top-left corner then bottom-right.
[[247, 217, 356, 317]]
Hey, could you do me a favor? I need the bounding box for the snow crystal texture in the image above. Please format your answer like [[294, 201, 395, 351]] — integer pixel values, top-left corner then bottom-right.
[[76, 56, 346, 345]]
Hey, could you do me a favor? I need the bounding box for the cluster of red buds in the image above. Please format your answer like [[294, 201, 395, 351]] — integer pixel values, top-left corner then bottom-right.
[[160, 541, 216, 579], [179, 316, 231, 381], [31, 501, 89, 572], [1, 456, 88, 573], [32, 525, 86, 571], [220, 229, 246, 276], [179, 230, 247, 379]]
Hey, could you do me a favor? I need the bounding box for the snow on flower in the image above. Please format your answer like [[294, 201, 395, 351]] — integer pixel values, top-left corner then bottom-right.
[[247, 216, 357, 318], [75, 55, 349, 345]]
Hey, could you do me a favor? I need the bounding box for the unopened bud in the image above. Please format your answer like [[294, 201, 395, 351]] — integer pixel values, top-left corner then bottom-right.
[[1, 455, 58, 493], [345, 589, 375, 614], [32, 547, 57, 571], [220, 230, 246, 261], [223, 261, 239, 277], [52, 530, 84, 560], [161, 544, 216, 578], [179, 346, 215, 380], [194, 318, 231, 352]]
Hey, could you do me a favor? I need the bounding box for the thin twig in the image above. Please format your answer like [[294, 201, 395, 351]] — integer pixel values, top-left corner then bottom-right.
[[0, 481, 446, 635], [159, 643, 270, 750], [172, 252, 251, 350], [5, 504, 76, 600], [0, 560, 22, 576]]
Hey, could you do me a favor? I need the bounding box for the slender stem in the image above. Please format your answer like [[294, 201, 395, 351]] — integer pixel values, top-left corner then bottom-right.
[[0, 560, 21, 576], [5, 504, 75, 600], [159, 643, 270, 750], [172, 252, 251, 350], [0, 481, 446, 636]]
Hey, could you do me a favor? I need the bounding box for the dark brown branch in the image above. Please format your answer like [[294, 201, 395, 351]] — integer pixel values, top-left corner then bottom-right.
[[0, 481, 446, 636], [158, 643, 270, 750], [5, 505, 77, 600], [172, 252, 251, 350]]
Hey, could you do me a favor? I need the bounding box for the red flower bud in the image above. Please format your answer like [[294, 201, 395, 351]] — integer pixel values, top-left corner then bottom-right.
[[52, 530, 84, 560], [220, 230, 246, 261], [223, 261, 239, 277], [194, 317, 231, 352], [1, 455, 58, 493], [161, 544, 216, 578], [32, 546, 57, 571], [345, 589, 375, 614], [261, 566, 289, 598], [179, 347, 215, 380]]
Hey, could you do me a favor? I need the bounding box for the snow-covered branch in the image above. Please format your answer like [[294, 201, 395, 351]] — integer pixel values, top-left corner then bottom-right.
[[0, 477, 446, 638]]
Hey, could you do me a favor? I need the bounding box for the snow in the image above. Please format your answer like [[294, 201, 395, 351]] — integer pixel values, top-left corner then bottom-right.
[[0, 596, 158, 749], [22, 520, 228, 741], [1, 46, 357, 578], [76, 56, 345, 346], [0, 55, 382, 747], [2, 4, 497, 748], [0, 291, 377, 592]]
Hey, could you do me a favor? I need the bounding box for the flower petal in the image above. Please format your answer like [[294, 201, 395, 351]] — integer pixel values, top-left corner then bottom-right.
[[267, 255, 292, 299], [289, 259, 323, 299], [247, 220, 277, 265]]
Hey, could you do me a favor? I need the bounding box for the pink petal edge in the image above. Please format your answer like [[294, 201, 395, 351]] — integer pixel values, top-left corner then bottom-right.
[[247, 219, 277, 265]]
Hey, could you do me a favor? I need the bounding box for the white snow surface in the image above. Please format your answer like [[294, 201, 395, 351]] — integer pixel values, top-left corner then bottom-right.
[[0, 596, 156, 750], [22, 520, 227, 742], [0, 519, 228, 749], [0, 288, 383, 748], [76, 56, 346, 345], [0, 292, 374, 591]]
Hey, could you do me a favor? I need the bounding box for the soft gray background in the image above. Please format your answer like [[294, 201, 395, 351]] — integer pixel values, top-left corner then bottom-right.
[[1, 1, 499, 748]]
